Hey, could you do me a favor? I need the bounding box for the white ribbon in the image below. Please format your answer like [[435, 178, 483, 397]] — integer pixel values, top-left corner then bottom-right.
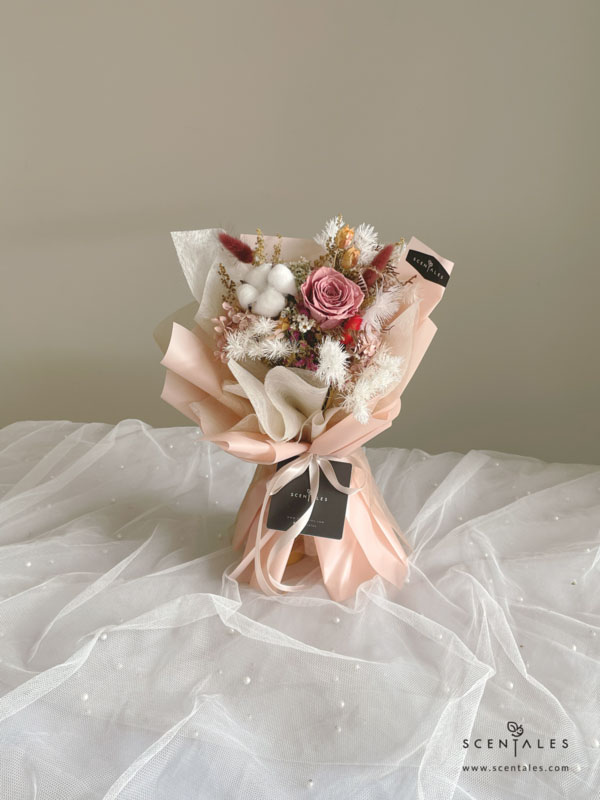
[[229, 452, 364, 595]]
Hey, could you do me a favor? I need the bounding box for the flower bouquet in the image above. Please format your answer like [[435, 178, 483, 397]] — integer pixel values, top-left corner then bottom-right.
[[157, 217, 453, 601]]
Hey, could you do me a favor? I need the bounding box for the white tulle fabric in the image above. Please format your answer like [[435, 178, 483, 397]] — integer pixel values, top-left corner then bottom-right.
[[0, 420, 599, 800]]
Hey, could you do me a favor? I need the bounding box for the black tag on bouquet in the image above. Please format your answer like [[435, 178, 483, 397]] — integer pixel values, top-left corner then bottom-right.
[[266, 459, 352, 540], [406, 249, 450, 287]]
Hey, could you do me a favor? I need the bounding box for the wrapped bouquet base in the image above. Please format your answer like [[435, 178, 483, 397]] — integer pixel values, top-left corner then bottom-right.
[[230, 448, 409, 601], [158, 219, 453, 601]]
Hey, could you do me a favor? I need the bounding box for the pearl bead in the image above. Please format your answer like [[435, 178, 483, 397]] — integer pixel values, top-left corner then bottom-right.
[[193, 730, 199, 738], [437, 633, 443, 640], [333, 616, 341, 624], [49, 559, 55, 565], [110, 498, 116, 504], [553, 515, 560, 521], [119, 465, 125, 470], [243, 676, 251, 685], [25, 561, 32, 568], [81, 693, 89, 702], [591, 631, 597, 638], [333, 675, 339, 682], [458, 516, 463, 522], [307, 779, 314, 788], [573, 763, 581, 773], [571, 644, 577, 651], [100, 633, 107, 641], [354, 664, 360, 671], [116, 663, 123, 670], [227, 628, 236, 635], [592, 739, 600, 749], [338, 700, 345, 708], [168, 444, 174, 449], [517, 597, 524, 603], [571, 580, 577, 586], [335, 725, 342, 733], [506, 681, 514, 690]]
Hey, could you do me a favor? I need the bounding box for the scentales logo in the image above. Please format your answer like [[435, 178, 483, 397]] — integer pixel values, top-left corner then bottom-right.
[[463, 721, 569, 759], [406, 249, 450, 287]]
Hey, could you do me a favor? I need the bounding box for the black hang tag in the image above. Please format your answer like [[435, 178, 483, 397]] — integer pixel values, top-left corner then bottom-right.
[[266, 458, 352, 540], [406, 249, 450, 287]]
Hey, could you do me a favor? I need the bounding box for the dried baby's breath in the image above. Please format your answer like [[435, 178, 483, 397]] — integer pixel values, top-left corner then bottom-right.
[[253, 228, 266, 265]]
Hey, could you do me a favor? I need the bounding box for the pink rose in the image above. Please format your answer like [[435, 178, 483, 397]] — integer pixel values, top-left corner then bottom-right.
[[300, 267, 364, 330]]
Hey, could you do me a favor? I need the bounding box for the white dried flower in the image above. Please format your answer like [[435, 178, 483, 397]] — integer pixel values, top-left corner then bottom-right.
[[254, 336, 294, 362], [248, 316, 278, 337], [397, 281, 421, 306], [314, 216, 344, 249], [361, 286, 402, 333], [343, 349, 406, 423], [316, 337, 349, 388], [223, 329, 252, 362], [354, 223, 379, 265], [297, 314, 315, 333]]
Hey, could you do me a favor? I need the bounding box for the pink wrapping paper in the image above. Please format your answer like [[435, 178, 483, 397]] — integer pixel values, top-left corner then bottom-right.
[[159, 234, 454, 601]]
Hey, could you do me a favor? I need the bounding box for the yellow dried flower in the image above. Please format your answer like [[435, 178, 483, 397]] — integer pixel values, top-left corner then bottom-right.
[[341, 246, 360, 269], [335, 225, 354, 250]]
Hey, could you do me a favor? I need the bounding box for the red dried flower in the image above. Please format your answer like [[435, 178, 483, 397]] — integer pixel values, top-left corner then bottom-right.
[[218, 232, 254, 264], [341, 314, 363, 345]]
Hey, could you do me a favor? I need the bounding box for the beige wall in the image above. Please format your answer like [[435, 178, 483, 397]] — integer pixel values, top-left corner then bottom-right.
[[2, 1, 599, 464]]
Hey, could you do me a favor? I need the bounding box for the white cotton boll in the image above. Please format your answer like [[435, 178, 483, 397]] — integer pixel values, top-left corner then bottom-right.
[[251, 287, 286, 318], [316, 338, 349, 388], [245, 263, 272, 291], [268, 263, 297, 295], [237, 283, 258, 310]]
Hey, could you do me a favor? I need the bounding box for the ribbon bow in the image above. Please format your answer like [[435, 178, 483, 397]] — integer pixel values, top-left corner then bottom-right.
[[229, 452, 364, 595]]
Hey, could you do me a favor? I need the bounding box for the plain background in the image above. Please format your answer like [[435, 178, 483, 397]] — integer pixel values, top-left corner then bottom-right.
[[1, 0, 599, 464]]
